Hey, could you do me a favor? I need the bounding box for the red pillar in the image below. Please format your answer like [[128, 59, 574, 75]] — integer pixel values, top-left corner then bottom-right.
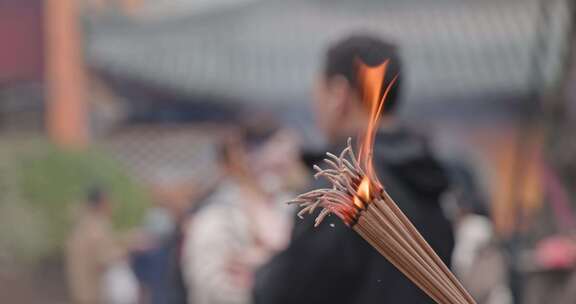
[[44, 0, 88, 149]]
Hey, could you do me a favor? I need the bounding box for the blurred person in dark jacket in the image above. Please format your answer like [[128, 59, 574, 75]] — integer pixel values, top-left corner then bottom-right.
[[253, 34, 455, 304], [131, 206, 177, 304]]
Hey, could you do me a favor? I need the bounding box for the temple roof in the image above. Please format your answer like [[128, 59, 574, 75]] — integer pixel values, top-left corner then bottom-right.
[[86, 0, 570, 110]]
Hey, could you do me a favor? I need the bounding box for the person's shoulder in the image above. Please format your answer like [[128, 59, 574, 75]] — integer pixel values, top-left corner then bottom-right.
[[191, 193, 244, 228], [192, 202, 229, 223], [375, 126, 431, 162]]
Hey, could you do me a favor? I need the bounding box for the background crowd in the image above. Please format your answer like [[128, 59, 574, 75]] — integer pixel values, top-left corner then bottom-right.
[[2, 0, 576, 304]]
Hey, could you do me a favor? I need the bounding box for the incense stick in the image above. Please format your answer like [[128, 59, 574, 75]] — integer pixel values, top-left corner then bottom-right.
[[289, 139, 476, 304]]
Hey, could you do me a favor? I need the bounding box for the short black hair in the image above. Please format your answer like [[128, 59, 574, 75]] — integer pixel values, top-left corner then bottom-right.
[[324, 34, 402, 113], [86, 186, 107, 207]]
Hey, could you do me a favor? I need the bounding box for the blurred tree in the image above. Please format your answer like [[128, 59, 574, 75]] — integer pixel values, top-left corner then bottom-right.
[[0, 139, 150, 265]]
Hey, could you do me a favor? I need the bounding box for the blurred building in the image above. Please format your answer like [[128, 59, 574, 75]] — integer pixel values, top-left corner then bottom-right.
[[0, 0, 45, 133]]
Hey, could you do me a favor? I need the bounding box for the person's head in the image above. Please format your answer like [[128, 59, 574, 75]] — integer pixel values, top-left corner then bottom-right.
[[218, 117, 280, 181], [150, 171, 197, 218], [86, 186, 111, 215], [313, 34, 402, 142], [218, 116, 304, 196]]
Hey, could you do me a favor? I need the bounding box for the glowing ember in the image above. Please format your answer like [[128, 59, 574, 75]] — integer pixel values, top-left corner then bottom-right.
[[353, 177, 371, 209]]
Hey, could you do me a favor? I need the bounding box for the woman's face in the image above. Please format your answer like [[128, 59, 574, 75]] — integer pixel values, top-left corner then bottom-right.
[[249, 129, 307, 195]]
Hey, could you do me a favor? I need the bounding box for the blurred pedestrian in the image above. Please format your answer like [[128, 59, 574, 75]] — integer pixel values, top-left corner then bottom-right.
[[181, 125, 295, 304], [446, 162, 512, 304], [135, 173, 214, 304], [253, 34, 455, 304], [65, 187, 138, 304], [131, 207, 176, 304]]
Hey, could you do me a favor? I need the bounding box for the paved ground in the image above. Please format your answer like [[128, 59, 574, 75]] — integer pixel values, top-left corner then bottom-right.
[[0, 263, 67, 304]]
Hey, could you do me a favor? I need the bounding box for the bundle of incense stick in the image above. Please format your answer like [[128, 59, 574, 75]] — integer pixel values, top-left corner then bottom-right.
[[289, 61, 476, 304]]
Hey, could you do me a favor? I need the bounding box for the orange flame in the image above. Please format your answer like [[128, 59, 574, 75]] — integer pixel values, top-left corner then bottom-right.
[[353, 177, 371, 209], [355, 60, 398, 203]]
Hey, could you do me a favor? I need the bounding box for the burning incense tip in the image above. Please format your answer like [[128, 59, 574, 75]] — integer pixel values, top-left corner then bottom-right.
[[289, 61, 476, 304]]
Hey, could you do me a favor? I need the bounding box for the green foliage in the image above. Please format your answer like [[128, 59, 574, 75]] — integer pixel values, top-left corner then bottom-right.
[[0, 139, 150, 264]]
